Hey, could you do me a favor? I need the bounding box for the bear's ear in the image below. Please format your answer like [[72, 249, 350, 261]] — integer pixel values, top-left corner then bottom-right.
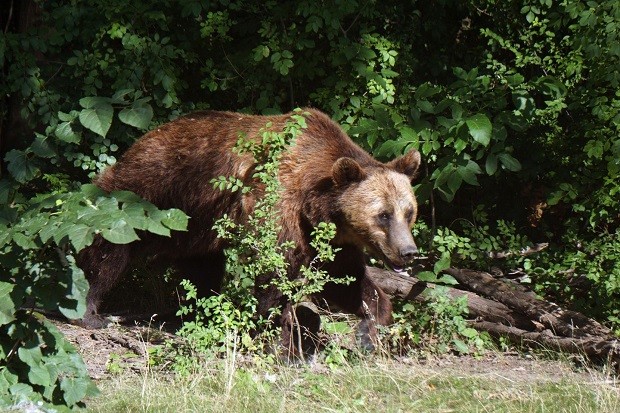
[[386, 149, 421, 182], [332, 157, 366, 186]]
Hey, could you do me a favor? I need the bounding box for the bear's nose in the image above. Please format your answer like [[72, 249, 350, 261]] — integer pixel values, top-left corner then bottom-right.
[[400, 245, 418, 261]]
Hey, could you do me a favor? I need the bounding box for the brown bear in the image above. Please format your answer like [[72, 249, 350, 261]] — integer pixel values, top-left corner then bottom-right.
[[77, 108, 421, 352]]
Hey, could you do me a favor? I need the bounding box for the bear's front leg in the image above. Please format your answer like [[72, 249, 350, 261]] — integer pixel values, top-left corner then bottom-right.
[[321, 270, 393, 351], [352, 274, 393, 351], [255, 280, 321, 361]]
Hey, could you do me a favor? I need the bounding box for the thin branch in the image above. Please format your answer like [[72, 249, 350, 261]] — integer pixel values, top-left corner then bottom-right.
[[4, 0, 14, 34]]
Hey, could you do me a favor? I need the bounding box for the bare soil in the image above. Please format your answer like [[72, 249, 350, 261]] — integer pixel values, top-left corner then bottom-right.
[[54, 318, 607, 385]]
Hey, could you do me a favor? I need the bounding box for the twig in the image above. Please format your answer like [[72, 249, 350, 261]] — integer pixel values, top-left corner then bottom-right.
[[488, 243, 549, 259], [4, 0, 14, 34]]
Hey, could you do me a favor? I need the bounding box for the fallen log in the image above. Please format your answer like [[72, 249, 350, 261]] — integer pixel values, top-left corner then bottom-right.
[[366, 266, 620, 366], [366, 267, 536, 331], [443, 268, 612, 338]]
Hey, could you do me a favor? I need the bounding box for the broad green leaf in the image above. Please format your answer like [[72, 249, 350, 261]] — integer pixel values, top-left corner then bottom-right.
[[79, 103, 114, 137], [485, 153, 498, 175], [101, 219, 140, 244], [110, 190, 142, 203], [57, 111, 75, 122], [39, 220, 59, 243], [55, 121, 81, 143], [30, 134, 56, 158], [323, 321, 353, 334], [59, 258, 88, 319], [146, 219, 171, 237], [434, 253, 451, 273], [79, 96, 112, 109], [447, 169, 462, 194], [27, 365, 51, 387], [399, 126, 418, 143], [4, 149, 39, 183], [80, 183, 106, 198], [162, 209, 189, 231], [436, 274, 459, 285], [122, 203, 149, 230], [118, 103, 153, 130], [12, 232, 38, 249], [61, 377, 89, 406], [458, 161, 482, 186], [416, 271, 440, 282], [461, 327, 479, 338], [67, 224, 95, 251], [416, 100, 434, 113], [452, 338, 470, 354], [498, 153, 522, 171], [0, 281, 17, 325], [466, 114, 492, 146]]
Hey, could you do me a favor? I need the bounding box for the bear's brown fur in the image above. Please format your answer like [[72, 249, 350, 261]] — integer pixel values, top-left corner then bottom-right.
[[77, 109, 421, 352]]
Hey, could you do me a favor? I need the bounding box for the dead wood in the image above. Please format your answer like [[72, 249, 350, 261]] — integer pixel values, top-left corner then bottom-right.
[[366, 267, 536, 331], [471, 321, 620, 365], [442, 268, 612, 338], [366, 266, 620, 365]]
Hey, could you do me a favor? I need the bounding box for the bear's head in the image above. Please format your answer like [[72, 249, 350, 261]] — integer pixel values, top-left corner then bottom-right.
[[333, 149, 421, 273]]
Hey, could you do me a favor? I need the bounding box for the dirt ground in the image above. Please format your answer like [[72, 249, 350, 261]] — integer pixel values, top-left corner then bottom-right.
[[54, 318, 612, 385]]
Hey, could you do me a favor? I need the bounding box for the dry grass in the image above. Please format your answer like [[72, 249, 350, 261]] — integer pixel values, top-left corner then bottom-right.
[[88, 354, 620, 413]]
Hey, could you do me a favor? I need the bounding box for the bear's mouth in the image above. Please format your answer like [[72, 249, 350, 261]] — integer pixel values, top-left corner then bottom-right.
[[385, 261, 409, 276], [370, 248, 410, 276]]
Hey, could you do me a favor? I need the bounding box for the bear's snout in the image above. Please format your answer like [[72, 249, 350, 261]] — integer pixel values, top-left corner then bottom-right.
[[399, 244, 418, 262]]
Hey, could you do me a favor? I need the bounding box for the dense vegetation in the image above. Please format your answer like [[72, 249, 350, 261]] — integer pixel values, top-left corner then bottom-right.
[[1, 0, 618, 409]]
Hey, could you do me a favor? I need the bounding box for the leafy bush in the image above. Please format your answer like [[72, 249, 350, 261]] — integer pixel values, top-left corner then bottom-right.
[[0, 182, 188, 409], [389, 289, 489, 356]]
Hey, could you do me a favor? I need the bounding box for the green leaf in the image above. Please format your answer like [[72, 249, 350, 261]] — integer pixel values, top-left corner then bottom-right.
[[400, 126, 418, 143], [61, 377, 89, 406], [465, 114, 492, 146], [30, 134, 56, 158], [101, 219, 140, 244], [12, 232, 38, 249], [457, 162, 481, 186], [161, 209, 189, 231], [59, 258, 88, 319], [27, 365, 51, 387], [67, 224, 95, 251], [416, 100, 434, 113], [79, 104, 114, 137], [118, 103, 154, 130], [452, 338, 470, 354], [416, 271, 440, 282], [0, 281, 17, 326], [55, 121, 81, 143], [79, 96, 112, 109], [434, 253, 451, 273], [39, 220, 59, 243], [323, 321, 353, 334], [4, 149, 39, 183], [447, 169, 462, 194], [461, 327, 479, 338], [498, 153, 522, 171], [485, 154, 498, 175]]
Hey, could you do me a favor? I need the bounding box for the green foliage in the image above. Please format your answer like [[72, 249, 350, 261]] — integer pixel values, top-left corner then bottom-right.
[[525, 230, 620, 333], [175, 280, 262, 359], [0, 180, 189, 409], [390, 289, 489, 356]]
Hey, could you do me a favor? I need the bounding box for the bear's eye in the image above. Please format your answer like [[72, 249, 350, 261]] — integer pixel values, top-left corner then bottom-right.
[[377, 212, 391, 224], [405, 208, 414, 222]]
